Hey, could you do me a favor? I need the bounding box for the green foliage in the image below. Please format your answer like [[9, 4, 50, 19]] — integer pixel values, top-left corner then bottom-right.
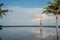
[[0, 3, 9, 18], [43, 0, 60, 15], [0, 3, 4, 8]]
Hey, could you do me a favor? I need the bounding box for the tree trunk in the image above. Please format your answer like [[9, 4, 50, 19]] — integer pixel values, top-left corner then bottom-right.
[[40, 18, 43, 35], [56, 14, 59, 40], [0, 25, 2, 30]]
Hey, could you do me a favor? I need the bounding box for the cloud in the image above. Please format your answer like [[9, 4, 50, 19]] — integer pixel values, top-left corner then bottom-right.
[[32, 13, 60, 26], [0, 6, 44, 26], [1, 6, 60, 26], [32, 14, 51, 23]]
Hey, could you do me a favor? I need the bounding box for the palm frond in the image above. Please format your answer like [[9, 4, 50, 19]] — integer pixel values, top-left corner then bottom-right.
[[57, 8, 60, 14], [2, 10, 9, 13], [48, 2, 53, 4], [0, 9, 9, 16], [0, 3, 10, 18], [0, 3, 4, 8], [42, 10, 47, 13]]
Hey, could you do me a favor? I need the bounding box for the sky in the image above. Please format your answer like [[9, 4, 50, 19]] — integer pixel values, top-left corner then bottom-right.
[[0, 0, 60, 26]]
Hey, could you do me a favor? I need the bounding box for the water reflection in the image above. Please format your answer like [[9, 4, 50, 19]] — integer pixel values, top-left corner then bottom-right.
[[0, 27, 2, 40], [0, 27, 60, 40]]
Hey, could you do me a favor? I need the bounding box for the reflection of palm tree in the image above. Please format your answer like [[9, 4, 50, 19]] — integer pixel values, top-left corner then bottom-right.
[[43, 0, 60, 40], [0, 3, 9, 30]]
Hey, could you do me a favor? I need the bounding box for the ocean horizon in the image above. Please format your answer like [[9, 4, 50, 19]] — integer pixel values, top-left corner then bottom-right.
[[2, 26, 60, 28]]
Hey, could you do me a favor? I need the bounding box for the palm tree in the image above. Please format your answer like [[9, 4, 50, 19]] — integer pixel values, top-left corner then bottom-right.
[[0, 3, 9, 30], [42, 0, 60, 40], [0, 3, 9, 18], [40, 17, 43, 35]]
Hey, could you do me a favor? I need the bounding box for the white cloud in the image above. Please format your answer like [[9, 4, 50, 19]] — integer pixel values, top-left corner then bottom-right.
[[32, 14, 51, 23], [32, 13, 60, 26], [1, 6, 60, 26], [1, 6, 44, 26], [32, 18, 40, 23]]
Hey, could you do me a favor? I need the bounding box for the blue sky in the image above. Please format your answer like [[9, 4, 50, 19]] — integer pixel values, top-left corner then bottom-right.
[[1, 0, 52, 8], [0, 0, 60, 26]]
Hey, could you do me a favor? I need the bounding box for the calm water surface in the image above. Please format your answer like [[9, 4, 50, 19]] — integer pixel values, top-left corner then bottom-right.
[[0, 27, 60, 40], [0, 27, 41, 40]]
